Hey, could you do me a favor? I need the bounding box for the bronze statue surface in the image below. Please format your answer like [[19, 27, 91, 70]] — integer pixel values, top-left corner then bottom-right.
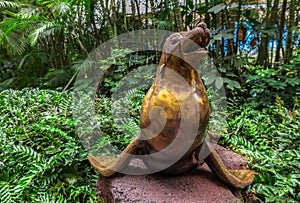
[[88, 23, 256, 189]]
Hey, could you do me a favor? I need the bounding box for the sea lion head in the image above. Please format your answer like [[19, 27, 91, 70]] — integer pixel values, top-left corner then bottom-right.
[[161, 22, 210, 68]]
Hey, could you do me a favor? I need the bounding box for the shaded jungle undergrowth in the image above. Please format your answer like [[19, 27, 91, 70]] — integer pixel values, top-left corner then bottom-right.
[[0, 53, 299, 202], [0, 89, 100, 203], [0, 88, 298, 203], [221, 96, 300, 202]]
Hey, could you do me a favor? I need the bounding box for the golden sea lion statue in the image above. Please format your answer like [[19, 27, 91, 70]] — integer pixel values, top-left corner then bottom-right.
[[88, 22, 256, 189]]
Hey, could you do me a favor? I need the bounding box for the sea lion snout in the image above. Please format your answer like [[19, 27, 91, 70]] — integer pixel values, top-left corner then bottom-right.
[[184, 23, 210, 48], [197, 22, 207, 29], [164, 23, 210, 57]]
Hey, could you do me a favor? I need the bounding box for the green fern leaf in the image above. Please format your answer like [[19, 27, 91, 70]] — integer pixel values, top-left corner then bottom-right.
[[0, 0, 19, 9]]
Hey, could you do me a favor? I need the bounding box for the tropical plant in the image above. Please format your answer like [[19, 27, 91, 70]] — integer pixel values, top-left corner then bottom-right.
[[0, 0, 104, 90], [0, 88, 99, 203], [221, 96, 300, 202], [244, 52, 300, 108]]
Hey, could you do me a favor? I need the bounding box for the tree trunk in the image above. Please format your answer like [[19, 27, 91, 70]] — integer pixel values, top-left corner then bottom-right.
[[227, 0, 238, 56], [130, 0, 136, 30], [122, 0, 128, 31], [134, 0, 141, 29], [149, 0, 156, 18], [284, 0, 295, 63], [90, 0, 100, 46], [164, 0, 172, 30], [205, 0, 210, 28], [174, 0, 183, 31], [257, 0, 273, 67], [269, 0, 279, 66], [145, 0, 149, 28], [100, 0, 114, 38], [296, 0, 300, 27], [275, 0, 287, 62], [112, 1, 118, 37], [236, 0, 242, 54]]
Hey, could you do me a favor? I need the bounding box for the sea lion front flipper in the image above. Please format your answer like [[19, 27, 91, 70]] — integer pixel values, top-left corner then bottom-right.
[[87, 155, 117, 177], [204, 140, 257, 189], [88, 132, 144, 177]]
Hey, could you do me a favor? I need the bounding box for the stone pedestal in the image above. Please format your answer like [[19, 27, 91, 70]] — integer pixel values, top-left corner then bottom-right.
[[96, 145, 249, 203]]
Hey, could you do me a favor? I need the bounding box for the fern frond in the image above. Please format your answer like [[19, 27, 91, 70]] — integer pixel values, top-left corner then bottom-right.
[[0, 0, 19, 9], [33, 192, 68, 203], [0, 182, 13, 203], [14, 173, 36, 196], [223, 134, 256, 152], [59, 95, 73, 118], [275, 94, 284, 110], [39, 173, 59, 186], [11, 145, 42, 162], [121, 118, 139, 136]]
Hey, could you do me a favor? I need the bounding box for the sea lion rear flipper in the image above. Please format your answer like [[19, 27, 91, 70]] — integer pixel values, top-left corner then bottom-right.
[[204, 140, 257, 189]]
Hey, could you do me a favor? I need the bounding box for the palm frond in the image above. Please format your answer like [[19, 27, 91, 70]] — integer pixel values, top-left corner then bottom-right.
[[0, 30, 26, 55], [28, 21, 62, 46], [19, 7, 42, 18], [52, 2, 71, 15]]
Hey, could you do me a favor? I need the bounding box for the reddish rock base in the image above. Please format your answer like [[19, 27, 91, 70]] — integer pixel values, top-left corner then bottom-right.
[[96, 145, 249, 203]]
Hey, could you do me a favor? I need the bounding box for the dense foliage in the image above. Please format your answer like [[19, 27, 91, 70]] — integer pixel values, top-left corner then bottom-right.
[[243, 54, 300, 108], [222, 97, 300, 202], [220, 53, 300, 202], [0, 0, 299, 90], [0, 89, 99, 203], [0, 59, 299, 202]]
